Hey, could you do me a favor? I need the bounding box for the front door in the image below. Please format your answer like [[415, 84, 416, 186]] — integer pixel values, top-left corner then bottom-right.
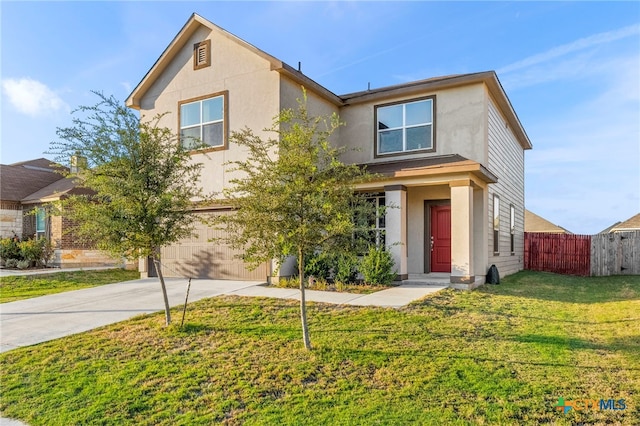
[[430, 205, 451, 273]]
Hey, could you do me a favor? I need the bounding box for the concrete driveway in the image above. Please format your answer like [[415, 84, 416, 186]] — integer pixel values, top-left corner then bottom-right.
[[0, 277, 259, 353]]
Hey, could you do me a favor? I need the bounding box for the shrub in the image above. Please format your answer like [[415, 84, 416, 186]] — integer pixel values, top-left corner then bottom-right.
[[360, 246, 396, 286], [275, 276, 300, 289], [4, 258, 18, 268], [333, 252, 360, 284], [16, 259, 30, 270], [304, 251, 333, 281], [18, 238, 53, 267], [0, 237, 22, 261], [40, 239, 54, 266]]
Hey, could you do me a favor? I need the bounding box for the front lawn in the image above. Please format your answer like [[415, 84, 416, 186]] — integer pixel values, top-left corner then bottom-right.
[[1, 271, 638, 425], [0, 269, 140, 303]]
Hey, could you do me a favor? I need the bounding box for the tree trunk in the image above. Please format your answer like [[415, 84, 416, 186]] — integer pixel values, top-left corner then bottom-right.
[[153, 257, 171, 326], [298, 248, 312, 350]]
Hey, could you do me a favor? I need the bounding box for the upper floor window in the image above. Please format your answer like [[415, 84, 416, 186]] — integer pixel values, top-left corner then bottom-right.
[[179, 92, 227, 151], [375, 97, 434, 156]]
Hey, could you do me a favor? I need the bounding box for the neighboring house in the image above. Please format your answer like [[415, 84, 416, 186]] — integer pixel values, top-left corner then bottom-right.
[[126, 13, 532, 289], [1, 159, 64, 239], [524, 210, 572, 234], [599, 213, 640, 234], [0, 158, 120, 268]]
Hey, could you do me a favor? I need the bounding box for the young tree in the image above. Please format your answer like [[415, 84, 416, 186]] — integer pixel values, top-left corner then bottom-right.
[[48, 92, 208, 325], [211, 91, 373, 350]]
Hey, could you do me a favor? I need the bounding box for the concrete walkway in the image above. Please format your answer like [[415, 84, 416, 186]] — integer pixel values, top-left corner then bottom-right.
[[0, 275, 445, 425]]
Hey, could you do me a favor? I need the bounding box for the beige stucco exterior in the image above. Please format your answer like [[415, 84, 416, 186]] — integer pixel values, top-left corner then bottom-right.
[[126, 14, 531, 286]]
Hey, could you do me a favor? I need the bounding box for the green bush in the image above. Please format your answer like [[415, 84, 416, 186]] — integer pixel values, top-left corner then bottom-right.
[[16, 259, 30, 269], [0, 237, 22, 261], [274, 276, 300, 289], [333, 252, 360, 284], [18, 238, 53, 267], [360, 246, 396, 286], [4, 258, 18, 268], [304, 251, 333, 281]]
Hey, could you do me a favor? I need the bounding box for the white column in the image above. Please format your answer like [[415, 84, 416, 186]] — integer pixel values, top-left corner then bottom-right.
[[450, 181, 474, 287], [138, 257, 149, 278], [384, 185, 407, 280]]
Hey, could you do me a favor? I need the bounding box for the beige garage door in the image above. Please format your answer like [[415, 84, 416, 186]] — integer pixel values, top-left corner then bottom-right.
[[160, 212, 268, 281]]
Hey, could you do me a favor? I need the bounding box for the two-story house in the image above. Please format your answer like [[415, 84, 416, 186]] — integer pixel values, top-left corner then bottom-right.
[[126, 14, 532, 289]]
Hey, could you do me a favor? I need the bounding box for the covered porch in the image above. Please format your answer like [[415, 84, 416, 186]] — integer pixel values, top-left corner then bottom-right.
[[359, 155, 498, 289]]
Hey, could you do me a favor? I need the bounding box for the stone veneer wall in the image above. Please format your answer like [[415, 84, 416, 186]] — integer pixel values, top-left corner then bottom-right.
[[0, 201, 23, 239], [53, 249, 127, 268]]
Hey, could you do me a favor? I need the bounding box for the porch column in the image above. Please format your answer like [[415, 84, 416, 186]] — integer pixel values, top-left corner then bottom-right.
[[384, 185, 408, 280], [138, 257, 149, 278], [450, 181, 475, 288]]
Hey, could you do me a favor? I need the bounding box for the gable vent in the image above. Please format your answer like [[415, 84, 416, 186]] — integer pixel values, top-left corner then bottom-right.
[[193, 40, 211, 70]]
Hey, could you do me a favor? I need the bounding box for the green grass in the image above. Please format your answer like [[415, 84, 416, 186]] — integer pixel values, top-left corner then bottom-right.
[[0, 269, 140, 303], [1, 271, 638, 425]]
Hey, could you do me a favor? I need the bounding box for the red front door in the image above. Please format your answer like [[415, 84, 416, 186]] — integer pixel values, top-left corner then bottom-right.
[[430, 205, 451, 273]]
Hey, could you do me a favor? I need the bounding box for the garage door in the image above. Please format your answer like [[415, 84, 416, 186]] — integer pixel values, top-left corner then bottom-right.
[[159, 212, 268, 281]]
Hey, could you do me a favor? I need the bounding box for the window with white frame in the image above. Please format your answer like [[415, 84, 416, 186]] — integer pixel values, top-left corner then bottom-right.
[[376, 97, 434, 156], [493, 195, 500, 254], [36, 207, 46, 239], [179, 92, 227, 150], [510, 204, 515, 254], [367, 194, 386, 247], [354, 193, 386, 249]]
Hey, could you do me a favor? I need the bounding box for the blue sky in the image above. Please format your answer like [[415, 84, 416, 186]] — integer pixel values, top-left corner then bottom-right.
[[1, 1, 639, 234]]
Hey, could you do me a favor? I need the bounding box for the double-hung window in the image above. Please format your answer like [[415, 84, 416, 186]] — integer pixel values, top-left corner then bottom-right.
[[354, 193, 386, 251], [367, 194, 386, 247], [36, 207, 46, 239], [376, 97, 434, 156], [493, 195, 500, 254], [179, 92, 227, 150], [510, 204, 516, 254]]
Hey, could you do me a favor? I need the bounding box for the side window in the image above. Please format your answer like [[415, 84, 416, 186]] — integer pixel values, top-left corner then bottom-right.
[[493, 195, 500, 254], [375, 97, 435, 157], [179, 92, 228, 151], [510, 204, 515, 254]]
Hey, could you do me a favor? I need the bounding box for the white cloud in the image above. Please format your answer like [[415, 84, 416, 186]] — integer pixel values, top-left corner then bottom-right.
[[120, 81, 132, 95], [1, 78, 69, 116], [498, 23, 640, 75]]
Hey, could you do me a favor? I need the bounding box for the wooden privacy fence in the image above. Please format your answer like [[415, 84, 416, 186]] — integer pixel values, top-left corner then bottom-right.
[[525, 233, 591, 276], [591, 231, 640, 276], [524, 231, 640, 276]]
